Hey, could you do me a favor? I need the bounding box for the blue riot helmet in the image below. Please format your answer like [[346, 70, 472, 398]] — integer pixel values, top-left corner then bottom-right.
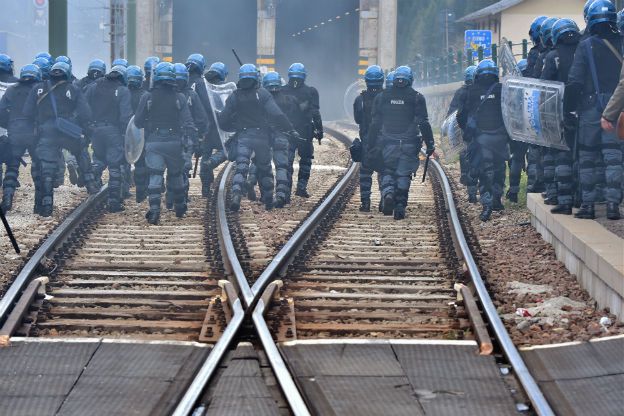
[[108, 65, 128, 85], [173, 62, 189, 89], [584, 0, 595, 23], [288, 63, 307, 80], [55, 55, 72, 69], [19, 64, 42, 82], [35, 52, 54, 66], [393, 66, 413, 87], [364, 65, 384, 88], [153, 62, 175, 83], [144, 56, 160, 76], [112, 58, 128, 68], [385, 71, 395, 89], [552, 18, 581, 46], [529, 16, 549, 43], [0, 54, 13, 74], [475, 59, 499, 79], [262, 71, 282, 91], [516, 59, 528, 75], [87, 59, 106, 78], [206, 61, 228, 83], [618, 9, 624, 32], [186, 53, 206, 74], [587, 0, 617, 31], [33, 57, 52, 79], [50, 62, 71, 81], [126, 65, 143, 88], [539, 17, 560, 46], [239, 63, 259, 80], [464, 65, 477, 84]]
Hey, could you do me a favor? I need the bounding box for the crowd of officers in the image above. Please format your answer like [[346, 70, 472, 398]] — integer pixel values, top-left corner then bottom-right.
[[446, 0, 623, 221], [0, 52, 324, 225]]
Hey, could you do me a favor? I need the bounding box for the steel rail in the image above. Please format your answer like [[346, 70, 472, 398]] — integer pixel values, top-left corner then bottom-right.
[[429, 158, 554, 416], [0, 186, 108, 326]]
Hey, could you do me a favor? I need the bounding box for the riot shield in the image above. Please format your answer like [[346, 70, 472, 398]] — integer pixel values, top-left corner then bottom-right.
[[205, 81, 237, 157], [499, 41, 520, 77], [440, 111, 465, 161], [501, 76, 567, 150], [0, 82, 13, 137], [124, 115, 145, 164], [343, 79, 365, 121]]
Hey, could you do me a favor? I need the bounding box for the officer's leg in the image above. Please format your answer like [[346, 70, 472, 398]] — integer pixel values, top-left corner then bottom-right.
[[182, 147, 192, 201], [1, 139, 27, 211], [166, 141, 187, 218], [286, 139, 297, 202], [552, 149, 574, 214], [507, 141, 527, 202], [296, 139, 313, 198], [595, 157, 606, 203], [91, 129, 107, 187], [601, 128, 622, 219], [134, 151, 148, 203], [246, 160, 258, 201], [66, 136, 99, 195], [254, 139, 274, 210], [145, 143, 166, 224], [459, 148, 469, 186], [575, 109, 600, 219], [393, 143, 419, 220], [199, 140, 215, 197], [121, 162, 132, 199], [55, 149, 66, 188], [478, 145, 495, 222], [359, 164, 373, 212], [273, 135, 290, 207], [106, 127, 125, 212], [64, 150, 79, 186], [231, 137, 253, 211], [381, 141, 399, 216], [543, 148, 557, 204], [527, 145, 544, 192], [36, 136, 59, 217]]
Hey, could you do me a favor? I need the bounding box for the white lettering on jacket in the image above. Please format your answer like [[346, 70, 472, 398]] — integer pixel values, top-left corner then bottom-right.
[[390, 99, 404, 105]]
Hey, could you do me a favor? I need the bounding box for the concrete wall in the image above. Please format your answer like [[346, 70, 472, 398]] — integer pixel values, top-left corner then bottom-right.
[[418, 82, 462, 129], [135, 0, 156, 64]]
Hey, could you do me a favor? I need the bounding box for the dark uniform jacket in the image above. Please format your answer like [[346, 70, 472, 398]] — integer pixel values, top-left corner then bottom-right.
[[354, 87, 383, 145], [23, 79, 92, 128], [0, 81, 38, 135], [283, 81, 322, 139], [85, 77, 133, 130], [133, 85, 195, 135], [447, 84, 469, 116], [218, 87, 293, 134]]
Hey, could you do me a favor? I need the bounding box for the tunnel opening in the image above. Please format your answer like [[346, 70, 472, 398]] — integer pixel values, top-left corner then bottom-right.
[[172, 0, 256, 78], [275, 0, 360, 120]]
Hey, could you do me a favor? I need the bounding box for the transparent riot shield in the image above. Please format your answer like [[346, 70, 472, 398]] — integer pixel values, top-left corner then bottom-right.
[[499, 41, 520, 77], [0, 82, 12, 137], [501, 76, 567, 150], [205, 81, 237, 157], [343, 79, 365, 121], [440, 111, 465, 161], [124, 115, 145, 164]]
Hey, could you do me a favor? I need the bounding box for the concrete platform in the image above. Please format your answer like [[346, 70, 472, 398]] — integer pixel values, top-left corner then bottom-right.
[[280, 339, 520, 416], [527, 194, 624, 318], [0, 338, 210, 416], [521, 335, 624, 416]]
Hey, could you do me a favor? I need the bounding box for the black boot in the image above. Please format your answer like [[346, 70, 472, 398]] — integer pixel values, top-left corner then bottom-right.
[[460, 174, 467, 186], [136, 190, 147, 203], [382, 193, 395, 216], [378, 200, 383, 212], [359, 199, 371, 212], [264, 195, 273, 211], [506, 191, 518, 203], [85, 180, 100, 195], [493, 199, 505, 211], [274, 195, 285, 208], [551, 204, 572, 215], [247, 184, 257, 201], [175, 202, 187, 218], [544, 196, 558, 206], [295, 188, 310, 198], [480, 205, 493, 222], [607, 203, 621, 220], [468, 194, 478, 204], [393, 205, 406, 220], [574, 204, 595, 219], [230, 193, 242, 212], [108, 200, 124, 213], [145, 210, 160, 225]]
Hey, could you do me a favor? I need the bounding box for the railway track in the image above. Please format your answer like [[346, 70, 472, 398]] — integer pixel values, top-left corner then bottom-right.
[[0, 128, 553, 416]]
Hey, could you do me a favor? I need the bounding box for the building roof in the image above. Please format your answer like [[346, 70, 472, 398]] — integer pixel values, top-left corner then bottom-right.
[[456, 0, 525, 23]]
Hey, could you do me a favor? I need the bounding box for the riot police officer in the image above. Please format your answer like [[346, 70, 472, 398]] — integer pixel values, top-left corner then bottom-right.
[[566, 0, 623, 220], [127, 66, 146, 112], [527, 16, 548, 76], [263, 71, 300, 207], [458, 60, 509, 222], [385, 71, 395, 89], [0, 54, 17, 191], [367, 66, 435, 220], [77, 59, 106, 91], [23, 61, 99, 217], [218, 64, 296, 212], [112, 58, 129, 68], [32, 57, 52, 81], [282, 63, 323, 198], [199, 62, 229, 197], [170, 62, 207, 206], [0, 64, 41, 211], [448, 66, 476, 188], [143, 56, 160, 91], [354, 65, 385, 212], [541, 18, 582, 215], [133, 62, 196, 224], [85, 65, 132, 212]]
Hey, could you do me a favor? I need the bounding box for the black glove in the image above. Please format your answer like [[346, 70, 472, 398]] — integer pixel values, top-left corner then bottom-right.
[[288, 130, 306, 144], [426, 146, 435, 157], [314, 128, 324, 144]]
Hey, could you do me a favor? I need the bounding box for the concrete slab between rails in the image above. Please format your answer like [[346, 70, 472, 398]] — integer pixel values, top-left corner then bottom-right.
[[0, 338, 211, 416], [527, 193, 624, 319], [279, 341, 519, 415], [520, 335, 624, 416]]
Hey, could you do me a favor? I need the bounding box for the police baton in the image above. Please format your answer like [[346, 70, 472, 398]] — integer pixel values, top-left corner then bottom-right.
[[231, 49, 243, 66], [0, 206, 20, 254], [421, 154, 430, 183]]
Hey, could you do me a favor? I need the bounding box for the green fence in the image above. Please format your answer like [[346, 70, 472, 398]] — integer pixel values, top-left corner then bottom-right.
[[411, 39, 529, 87]]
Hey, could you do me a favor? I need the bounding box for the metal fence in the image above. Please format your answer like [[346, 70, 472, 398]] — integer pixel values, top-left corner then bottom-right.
[[411, 39, 529, 87]]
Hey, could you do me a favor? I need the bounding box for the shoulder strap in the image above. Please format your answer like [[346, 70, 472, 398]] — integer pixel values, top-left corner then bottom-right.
[[584, 39, 602, 95], [602, 39, 623, 64]]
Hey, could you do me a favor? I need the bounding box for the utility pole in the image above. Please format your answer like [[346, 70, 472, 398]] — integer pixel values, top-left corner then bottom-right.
[[49, 0, 68, 57], [127, 0, 137, 64]]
